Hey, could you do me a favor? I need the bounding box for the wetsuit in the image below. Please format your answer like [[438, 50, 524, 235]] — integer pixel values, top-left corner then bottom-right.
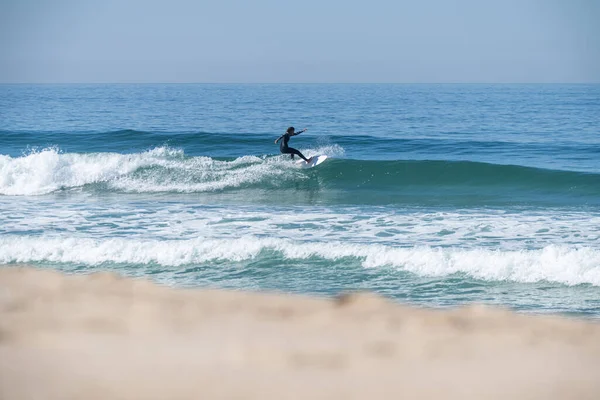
[[277, 132, 310, 162]]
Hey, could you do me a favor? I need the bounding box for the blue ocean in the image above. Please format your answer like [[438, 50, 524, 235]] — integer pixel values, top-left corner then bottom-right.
[[1, 84, 599, 317]]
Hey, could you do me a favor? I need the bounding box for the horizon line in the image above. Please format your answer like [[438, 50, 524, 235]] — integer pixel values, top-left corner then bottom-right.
[[1, 81, 599, 85]]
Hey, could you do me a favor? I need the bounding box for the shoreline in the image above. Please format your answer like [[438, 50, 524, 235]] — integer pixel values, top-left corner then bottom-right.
[[1, 265, 599, 399]]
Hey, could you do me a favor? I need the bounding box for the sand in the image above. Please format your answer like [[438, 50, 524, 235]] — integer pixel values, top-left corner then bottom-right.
[[0, 266, 599, 400]]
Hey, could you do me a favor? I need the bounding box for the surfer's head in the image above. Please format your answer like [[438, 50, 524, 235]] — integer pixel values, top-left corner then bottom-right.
[[286, 127, 295, 134]]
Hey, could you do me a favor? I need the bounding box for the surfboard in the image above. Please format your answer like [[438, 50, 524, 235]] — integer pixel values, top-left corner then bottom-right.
[[296, 155, 328, 168]]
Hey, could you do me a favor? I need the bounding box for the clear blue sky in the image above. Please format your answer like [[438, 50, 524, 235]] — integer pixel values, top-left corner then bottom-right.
[[1, 0, 598, 83]]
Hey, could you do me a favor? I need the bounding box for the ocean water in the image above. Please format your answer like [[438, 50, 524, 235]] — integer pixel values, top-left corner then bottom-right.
[[1, 84, 599, 317]]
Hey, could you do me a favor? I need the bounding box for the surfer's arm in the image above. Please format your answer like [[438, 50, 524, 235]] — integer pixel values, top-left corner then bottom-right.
[[293, 128, 308, 136], [274, 135, 283, 144]]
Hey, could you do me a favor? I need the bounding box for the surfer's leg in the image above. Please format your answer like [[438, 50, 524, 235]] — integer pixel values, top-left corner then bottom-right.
[[286, 147, 310, 163]]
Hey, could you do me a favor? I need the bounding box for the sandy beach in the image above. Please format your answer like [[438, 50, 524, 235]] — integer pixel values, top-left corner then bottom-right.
[[1, 265, 599, 400]]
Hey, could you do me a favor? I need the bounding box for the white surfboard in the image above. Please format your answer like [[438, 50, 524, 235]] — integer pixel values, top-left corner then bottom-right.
[[296, 155, 328, 168]]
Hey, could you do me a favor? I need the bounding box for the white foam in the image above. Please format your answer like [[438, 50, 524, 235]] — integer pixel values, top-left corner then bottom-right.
[[1, 201, 599, 249], [0, 148, 307, 195], [1, 236, 599, 286]]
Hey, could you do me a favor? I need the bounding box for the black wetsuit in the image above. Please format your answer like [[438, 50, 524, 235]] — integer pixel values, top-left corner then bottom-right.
[[279, 133, 309, 162]]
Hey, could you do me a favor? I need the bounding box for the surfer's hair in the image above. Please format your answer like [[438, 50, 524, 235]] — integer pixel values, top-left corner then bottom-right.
[[286, 127, 295, 134]]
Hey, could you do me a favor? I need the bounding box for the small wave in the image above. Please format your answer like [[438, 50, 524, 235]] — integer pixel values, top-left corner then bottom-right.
[[1, 236, 599, 286]]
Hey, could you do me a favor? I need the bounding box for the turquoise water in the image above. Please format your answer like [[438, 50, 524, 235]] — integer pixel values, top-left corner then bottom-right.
[[1, 84, 599, 317]]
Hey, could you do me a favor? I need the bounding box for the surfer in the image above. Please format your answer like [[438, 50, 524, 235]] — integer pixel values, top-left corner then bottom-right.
[[275, 127, 312, 163]]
